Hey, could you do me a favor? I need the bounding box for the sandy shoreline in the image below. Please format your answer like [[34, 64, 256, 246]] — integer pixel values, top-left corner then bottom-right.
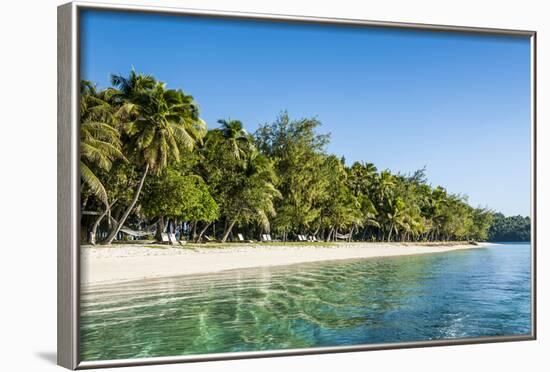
[[81, 242, 491, 285]]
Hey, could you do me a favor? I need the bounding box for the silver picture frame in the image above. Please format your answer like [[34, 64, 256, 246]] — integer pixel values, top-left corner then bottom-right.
[[57, 1, 537, 369]]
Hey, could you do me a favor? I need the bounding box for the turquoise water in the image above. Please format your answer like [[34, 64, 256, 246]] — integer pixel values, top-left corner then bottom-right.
[[80, 243, 531, 361]]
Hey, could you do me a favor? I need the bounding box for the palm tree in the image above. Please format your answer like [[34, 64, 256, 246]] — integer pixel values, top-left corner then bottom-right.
[[201, 119, 268, 242], [220, 149, 281, 242], [110, 68, 156, 98], [215, 119, 252, 161], [102, 72, 206, 244], [242, 151, 281, 236], [80, 81, 125, 207], [347, 162, 380, 240], [357, 194, 380, 239], [385, 196, 406, 242], [427, 186, 448, 241], [376, 170, 396, 202]]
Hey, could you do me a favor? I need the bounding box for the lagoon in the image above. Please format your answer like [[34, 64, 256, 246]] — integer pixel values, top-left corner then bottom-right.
[[80, 243, 531, 361]]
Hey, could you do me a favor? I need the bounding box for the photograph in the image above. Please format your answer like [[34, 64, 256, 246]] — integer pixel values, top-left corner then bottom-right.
[[77, 7, 533, 363]]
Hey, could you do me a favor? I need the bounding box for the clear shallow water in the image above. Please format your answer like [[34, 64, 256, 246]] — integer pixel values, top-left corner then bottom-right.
[[80, 243, 531, 361]]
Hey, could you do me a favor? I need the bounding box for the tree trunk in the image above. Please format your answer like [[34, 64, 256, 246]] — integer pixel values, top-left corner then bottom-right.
[[313, 227, 320, 241], [88, 199, 118, 245], [348, 225, 355, 242], [102, 164, 149, 244], [221, 219, 237, 243], [326, 227, 334, 242], [196, 221, 212, 243], [155, 216, 165, 242], [387, 223, 394, 242], [81, 195, 89, 222]]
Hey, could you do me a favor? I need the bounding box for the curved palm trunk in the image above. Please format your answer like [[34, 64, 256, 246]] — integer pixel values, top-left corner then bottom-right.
[[221, 219, 237, 243], [88, 199, 118, 245], [196, 222, 212, 243], [313, 227, 320, 241], [102, 164, 149, 244], [387, 223, 394, 242], [326, 227, 334, 242]]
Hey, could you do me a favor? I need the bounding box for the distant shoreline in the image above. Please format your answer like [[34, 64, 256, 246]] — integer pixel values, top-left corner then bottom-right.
[[81, 242, 492, 286]]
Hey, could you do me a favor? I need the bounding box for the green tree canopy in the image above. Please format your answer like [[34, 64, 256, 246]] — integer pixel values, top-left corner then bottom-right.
[[80, 72, 528, 245]]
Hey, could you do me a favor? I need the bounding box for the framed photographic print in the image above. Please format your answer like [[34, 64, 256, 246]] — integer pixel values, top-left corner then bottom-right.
[[57, 1, 537, 369]]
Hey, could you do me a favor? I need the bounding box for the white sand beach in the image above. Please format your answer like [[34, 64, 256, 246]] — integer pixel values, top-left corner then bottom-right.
[[81, 242, 489, 285]]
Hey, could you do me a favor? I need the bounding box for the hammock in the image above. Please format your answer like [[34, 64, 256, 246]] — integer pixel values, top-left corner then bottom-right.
[[119, 226, 155, 237], [335, 232, 351, 240]]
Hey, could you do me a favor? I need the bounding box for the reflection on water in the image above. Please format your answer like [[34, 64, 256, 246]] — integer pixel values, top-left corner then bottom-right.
[[80, 244, 531, 361]]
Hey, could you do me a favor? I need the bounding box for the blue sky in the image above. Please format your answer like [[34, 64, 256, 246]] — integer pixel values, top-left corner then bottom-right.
[[80, 10, 532, 216]]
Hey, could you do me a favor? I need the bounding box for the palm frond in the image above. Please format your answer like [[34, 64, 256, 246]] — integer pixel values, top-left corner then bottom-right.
[[80, 161, 109, 206]]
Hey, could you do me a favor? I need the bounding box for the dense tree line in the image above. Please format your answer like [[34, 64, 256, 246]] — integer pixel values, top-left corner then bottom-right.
[[80, 71, 525, 245], [488, 214, 531, 242]]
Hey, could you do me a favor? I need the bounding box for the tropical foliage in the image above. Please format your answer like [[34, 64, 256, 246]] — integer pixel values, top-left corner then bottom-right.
[[80, 71, 527, 244], [488, 214, 531, 242], [80, 81, 126, 207]]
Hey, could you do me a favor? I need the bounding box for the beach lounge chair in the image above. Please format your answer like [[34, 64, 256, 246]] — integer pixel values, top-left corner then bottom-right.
[[265, 234, 280, 242], [167, 233, 176, 245], [237, 233, 253, 243], [160, 233, 170, 244], [169, 233, 186, 246], [261, 234, 271, 242]]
